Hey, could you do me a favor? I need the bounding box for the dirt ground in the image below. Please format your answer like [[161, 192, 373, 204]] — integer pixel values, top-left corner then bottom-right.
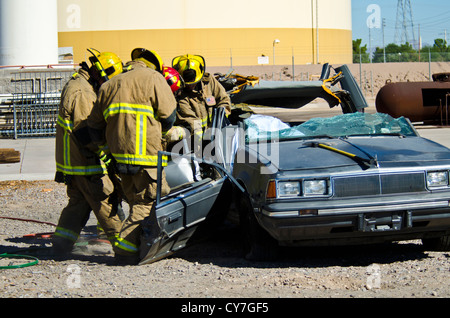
[[1, 180, 449, 303]]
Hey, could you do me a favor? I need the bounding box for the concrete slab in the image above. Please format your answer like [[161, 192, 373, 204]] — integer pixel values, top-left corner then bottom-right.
[[0, 137, 55, 181], [415, 126, 450, 148]]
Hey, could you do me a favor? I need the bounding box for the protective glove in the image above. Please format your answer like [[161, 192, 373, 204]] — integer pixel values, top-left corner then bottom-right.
[[164, 126, 187, 144]]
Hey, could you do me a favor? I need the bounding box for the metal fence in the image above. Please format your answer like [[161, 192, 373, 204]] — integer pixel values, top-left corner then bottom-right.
[[353, 51, 450, 64], [0, 68, 74, 138]]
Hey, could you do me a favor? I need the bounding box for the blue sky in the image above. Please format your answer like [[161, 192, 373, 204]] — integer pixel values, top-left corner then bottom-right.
[[352, 0, 450, 49]]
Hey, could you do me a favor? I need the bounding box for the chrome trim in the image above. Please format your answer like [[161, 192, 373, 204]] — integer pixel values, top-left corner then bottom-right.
[[318, 200, 449, 215], [262, 210, 299, 217], [262, 201, 450, 218]]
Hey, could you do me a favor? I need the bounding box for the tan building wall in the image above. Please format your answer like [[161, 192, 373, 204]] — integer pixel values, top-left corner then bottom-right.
[[57, 0, 352, 67]]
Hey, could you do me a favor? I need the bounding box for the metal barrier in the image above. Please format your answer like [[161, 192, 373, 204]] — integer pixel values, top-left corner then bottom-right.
[[11, 92, 61, 138], [0, 68, 74, 138]]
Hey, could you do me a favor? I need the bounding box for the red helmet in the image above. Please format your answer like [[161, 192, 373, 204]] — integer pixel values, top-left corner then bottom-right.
[[163, 66, 183, 93]]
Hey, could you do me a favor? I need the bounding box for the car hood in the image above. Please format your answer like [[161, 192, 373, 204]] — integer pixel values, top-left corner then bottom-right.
[[266, 136, 450, 171]]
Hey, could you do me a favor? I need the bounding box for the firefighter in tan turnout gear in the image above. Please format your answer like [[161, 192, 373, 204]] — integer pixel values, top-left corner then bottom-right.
[[52, 49, 124, 254], [165, 54, 231, 145], [87, 48, 177, 264]]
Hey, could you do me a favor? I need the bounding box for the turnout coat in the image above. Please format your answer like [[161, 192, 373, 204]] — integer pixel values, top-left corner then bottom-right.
[[88, 61, 177, 168], [55, 68, 106, 176]]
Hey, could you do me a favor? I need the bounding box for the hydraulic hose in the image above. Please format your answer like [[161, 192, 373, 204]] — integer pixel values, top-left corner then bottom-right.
[[0, 216, 57, 227]]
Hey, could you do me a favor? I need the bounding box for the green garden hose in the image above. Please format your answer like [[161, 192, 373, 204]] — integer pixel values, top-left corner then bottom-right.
[[0, 253, 39, 269]]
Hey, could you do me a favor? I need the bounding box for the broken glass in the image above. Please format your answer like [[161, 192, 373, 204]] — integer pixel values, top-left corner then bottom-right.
[[245, 112, 417, 142]]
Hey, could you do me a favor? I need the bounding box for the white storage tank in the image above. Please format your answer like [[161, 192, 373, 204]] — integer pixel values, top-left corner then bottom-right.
[[0, 0, 58, 66]]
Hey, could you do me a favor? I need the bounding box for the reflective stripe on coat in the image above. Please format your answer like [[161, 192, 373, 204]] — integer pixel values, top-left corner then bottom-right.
[[55, 69, 106, 176]]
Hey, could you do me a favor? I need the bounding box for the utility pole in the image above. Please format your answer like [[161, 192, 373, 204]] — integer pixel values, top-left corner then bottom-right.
[[418, 24, 421, 62], [369, 27, 372, 63], [382, 18, 386, 63]]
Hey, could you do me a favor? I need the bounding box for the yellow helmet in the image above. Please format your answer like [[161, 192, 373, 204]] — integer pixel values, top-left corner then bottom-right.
[[131, 48, 163, 72], [172, 54, 205, 85], [88, 48, 123, 81]]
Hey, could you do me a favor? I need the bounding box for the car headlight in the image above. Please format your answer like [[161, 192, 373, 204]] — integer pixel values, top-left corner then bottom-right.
[[266, 178, 331, 200], [427, 171, 449, 188], [278, 181, 301, 197], [303, 179, 328, 196]]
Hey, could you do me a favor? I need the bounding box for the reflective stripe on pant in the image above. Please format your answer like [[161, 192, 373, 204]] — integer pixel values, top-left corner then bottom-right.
[[113, 167, 170, 257], [54, 226, 79, 243], [52, 175, 123, 250]]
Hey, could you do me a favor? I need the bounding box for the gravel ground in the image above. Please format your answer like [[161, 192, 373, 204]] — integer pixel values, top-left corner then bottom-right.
[[1, 180, 450, 302]]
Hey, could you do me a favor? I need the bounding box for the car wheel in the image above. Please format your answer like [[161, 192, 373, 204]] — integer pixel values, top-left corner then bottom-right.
[[238, 195, 278, 261], [422, 235, 450, 251]]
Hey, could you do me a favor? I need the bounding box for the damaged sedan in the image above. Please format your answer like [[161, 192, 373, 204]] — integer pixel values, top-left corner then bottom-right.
[[231, 111, 450, 260], [140, 64, 450, 263]]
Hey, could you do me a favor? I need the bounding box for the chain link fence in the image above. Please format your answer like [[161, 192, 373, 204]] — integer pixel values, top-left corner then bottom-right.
[[353, 52, 450, 64]]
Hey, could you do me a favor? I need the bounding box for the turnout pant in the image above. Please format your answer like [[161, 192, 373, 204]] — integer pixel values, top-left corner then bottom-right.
[[113, 167, 170, 257], [52, 174, 123, 252]]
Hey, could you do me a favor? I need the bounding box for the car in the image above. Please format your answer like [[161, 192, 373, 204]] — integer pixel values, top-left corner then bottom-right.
[[138, 64, 450, 264]]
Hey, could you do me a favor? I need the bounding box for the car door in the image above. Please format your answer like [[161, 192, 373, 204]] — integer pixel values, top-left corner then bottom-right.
[[139, 108, 243, 264]]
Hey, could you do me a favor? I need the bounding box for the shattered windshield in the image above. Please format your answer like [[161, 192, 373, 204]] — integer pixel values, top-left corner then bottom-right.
[[245, 112, 417, 142]]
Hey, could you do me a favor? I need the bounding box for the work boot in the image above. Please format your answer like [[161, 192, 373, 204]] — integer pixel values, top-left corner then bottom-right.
[[50, 238, 74, 255]]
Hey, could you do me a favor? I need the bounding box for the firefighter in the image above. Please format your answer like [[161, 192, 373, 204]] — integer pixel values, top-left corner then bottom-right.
[[130, 48, 183, 94], [166, 54, 231, 145], [52, 49, 124, 254], [131, 49, 185, 146], [87, 49, 177, 264]]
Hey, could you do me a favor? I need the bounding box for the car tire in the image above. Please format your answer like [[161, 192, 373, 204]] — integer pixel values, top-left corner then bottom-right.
[[422, 235, 450, 251], [238, 194, 278, 261]]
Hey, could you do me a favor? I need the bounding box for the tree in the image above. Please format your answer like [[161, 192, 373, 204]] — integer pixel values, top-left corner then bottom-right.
[[353, 39, 370, 63], [432, 38, 448, 52], [419, 39, 449, 62], [354, 38, 450, 63], [371, 42, 418, 63]]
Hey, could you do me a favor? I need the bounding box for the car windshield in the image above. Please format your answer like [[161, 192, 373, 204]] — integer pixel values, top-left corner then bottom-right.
[[244, 112, 417, 142]]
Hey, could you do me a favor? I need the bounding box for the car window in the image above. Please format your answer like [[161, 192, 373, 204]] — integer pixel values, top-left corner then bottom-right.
[[244, 112, 417, 142]]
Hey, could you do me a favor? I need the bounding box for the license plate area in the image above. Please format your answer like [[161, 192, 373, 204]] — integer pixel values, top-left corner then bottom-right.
[[358, 212, 408, 232]]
